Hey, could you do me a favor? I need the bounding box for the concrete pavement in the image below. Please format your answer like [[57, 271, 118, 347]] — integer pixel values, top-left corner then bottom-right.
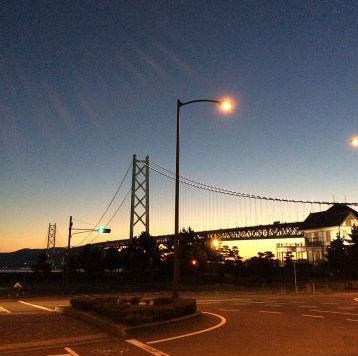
[[0, 292, 357, 355]]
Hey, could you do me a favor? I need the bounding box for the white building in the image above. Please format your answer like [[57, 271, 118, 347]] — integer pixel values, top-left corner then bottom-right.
[[277, 204, 358, 264]]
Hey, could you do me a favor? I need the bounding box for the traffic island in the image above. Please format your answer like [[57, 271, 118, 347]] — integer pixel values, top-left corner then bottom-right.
[[56, 295, 200, 337]]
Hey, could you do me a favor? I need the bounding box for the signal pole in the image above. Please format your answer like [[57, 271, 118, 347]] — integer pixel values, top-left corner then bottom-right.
[[64, 216, 73, 289]]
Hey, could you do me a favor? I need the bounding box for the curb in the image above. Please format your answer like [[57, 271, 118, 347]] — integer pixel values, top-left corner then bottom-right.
[[55, 306, 202, 337]]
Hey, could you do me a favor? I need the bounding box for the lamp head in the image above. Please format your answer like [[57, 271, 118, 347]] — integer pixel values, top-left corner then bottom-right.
[[351, 137, 358, 148], [218, 98, 235, 114], [211, 238, 221, 249]]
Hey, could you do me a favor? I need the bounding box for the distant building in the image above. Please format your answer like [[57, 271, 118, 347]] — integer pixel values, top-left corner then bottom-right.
[[301, 204, 358, 264], [277, 204, 358, 264]]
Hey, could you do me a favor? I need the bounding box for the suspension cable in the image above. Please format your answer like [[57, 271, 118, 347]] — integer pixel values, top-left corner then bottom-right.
[[74, 162, 132, 247], [148, 161, 358, 206]]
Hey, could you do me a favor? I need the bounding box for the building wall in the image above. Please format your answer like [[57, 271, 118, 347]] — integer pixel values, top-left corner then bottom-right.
[[304, 213, 358, 264]]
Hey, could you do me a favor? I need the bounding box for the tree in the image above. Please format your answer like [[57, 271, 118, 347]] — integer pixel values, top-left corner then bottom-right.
[[117, 232, 162, 282], [78, 245, 106, 278], [245, 251, 277, 284], [105, 247, 120, 274], [31, 252, 51, 280], [324, 233, 347, 278], [346, 226, 358, 279]]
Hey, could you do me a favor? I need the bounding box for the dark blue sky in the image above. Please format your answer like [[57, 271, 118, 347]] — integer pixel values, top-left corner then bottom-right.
[[1, 1, 357, 251]]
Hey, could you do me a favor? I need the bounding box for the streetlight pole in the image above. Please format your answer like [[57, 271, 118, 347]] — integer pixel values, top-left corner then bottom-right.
[[172, 98, 234, 299], [63, 216, 111, 292], [173, 100, 181, 299]]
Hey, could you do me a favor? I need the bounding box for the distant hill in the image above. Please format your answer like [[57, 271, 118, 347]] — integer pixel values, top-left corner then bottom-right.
[[0, 248, 65, 268]]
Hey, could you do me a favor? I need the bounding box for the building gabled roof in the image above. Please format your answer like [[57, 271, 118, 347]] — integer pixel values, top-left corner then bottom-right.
[[300, 204, 358, 230]]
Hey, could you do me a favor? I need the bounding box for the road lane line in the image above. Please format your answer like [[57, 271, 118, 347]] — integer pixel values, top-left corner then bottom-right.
[[126, 339, 169, 356], [264, 304, 284, 307], [346, 319, 358, 322], [0, 306, 11, 313], [302, 314, 324, 319], [218, 308, 240, 312], [18, 300, 54, 312], [259, 311, 282, 314], [297, 305, 318, 308], [148, 312, 226, 345], [64, 347, 80, 356], [310, 310, 358, 316], [197, 298, 251, 304]]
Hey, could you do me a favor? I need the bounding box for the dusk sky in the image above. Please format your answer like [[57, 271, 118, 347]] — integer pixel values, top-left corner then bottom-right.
[[1, 1, 357, 253]]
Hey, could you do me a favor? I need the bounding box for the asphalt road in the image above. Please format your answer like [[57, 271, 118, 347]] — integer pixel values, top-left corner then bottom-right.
[[0, 292, 357, 355]]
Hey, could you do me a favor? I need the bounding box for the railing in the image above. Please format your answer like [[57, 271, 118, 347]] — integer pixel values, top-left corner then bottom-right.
[[305, 240, 324, 247]]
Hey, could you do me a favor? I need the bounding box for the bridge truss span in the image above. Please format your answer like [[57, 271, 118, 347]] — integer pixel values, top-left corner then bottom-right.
[[154, 222, 304, 244], [201, 222, 303, 241]]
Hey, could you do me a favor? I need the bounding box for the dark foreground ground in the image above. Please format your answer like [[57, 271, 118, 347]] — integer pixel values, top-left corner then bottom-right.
[[0, 291, 357, 355]]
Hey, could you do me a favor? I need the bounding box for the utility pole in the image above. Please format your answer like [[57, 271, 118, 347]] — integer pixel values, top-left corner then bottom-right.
[[62, 216, 110, 292], [64, 216, 73, 289]]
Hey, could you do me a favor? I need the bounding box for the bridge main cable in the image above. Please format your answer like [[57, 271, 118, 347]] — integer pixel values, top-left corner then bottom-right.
[[148, 161, 358, 206]]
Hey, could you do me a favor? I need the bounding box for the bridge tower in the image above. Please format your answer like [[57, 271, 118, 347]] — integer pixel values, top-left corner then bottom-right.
[[46, 223, 56, 265], [129, 154, 150, 239]]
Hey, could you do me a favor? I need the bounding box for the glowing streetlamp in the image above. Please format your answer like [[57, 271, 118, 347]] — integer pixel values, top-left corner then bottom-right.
[[351, 137, 358, 148], [211, 237, 221, 250], [219, 98, 235, 114], [173, 97, 235, 299]]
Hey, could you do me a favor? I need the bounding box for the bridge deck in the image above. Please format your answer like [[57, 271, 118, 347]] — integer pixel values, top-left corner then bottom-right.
[[91, 222, 304, 249]]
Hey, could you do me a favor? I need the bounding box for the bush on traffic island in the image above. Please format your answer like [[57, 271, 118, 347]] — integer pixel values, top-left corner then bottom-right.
[[70, 296, 196, 326]]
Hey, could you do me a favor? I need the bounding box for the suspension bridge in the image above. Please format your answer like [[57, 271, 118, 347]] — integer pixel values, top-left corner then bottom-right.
[[54, 154, 357, 252]]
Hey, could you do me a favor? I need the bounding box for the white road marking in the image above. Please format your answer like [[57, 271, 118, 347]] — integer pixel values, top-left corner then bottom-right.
[[337, 307, 356, 310], [0, 306, 11, 313], [197, 298, 251, 304], [148, 312, 226, 345], [264, 304, 284, 307], [258, 311, 282, 314], [297, 305, 318, 308], [346, 319, 358, 322], [126, 339, 169, 356], [18, 300, 54, 312], [64, 347, 80, 356], [310, 309, 358, 316], [302, 314, 324, 319], [218, 308, 240, 312]]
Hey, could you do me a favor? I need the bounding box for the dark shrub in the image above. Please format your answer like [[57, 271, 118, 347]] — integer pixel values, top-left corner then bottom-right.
[[153, 297, 172, 306], [70, 296, 196, 326]]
